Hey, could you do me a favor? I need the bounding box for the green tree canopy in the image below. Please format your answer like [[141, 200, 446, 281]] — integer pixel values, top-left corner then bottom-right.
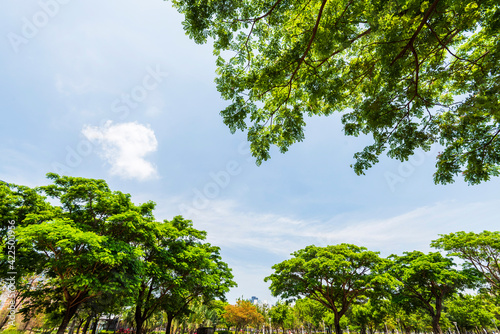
[[171, 0, 500, 184], [1, 174, 235, 334], [388, 251, 480, 334], [268, 301, 294, 333], [445, 293, 497, 333], [294, 298, 326, 331], [1, 182, 52, 329], [431, 230, 500, 295], [265, 244, 389, 334], [132, 216, 235, 334], [12, 174, 154, 334]]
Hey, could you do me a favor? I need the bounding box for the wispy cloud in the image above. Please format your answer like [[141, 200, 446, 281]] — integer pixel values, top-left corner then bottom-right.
[[82, 121, 158, 180], [159, 197, 500, 303], [171, 198, 500, 258]]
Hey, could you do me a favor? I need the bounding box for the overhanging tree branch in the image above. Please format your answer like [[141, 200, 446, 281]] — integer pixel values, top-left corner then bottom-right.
[[391, 0, 441, 66]]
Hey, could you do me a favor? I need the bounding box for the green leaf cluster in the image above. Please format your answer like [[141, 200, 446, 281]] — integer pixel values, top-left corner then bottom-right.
[[0, 174, 235, 334], [170, 0, 500, 184]]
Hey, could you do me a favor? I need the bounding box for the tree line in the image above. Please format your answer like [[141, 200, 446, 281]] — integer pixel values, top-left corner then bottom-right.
[[263, 232, 500, 334], [1, 175, 499, 334], [0, 174, 236, 334], [221, 289, 499, 334]]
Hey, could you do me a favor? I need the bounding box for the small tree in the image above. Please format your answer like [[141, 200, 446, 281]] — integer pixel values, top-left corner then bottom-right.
[[445, 294, 497, 333], [388, 251, 480, 334], [294, 298, 326, 333], [432, 231, 500, 295], [13, 174, 153, 334], [269, 301, 293, 334], [265, 244, 389, 334], [132, 217, 235, 334], [223, 300, 264, 332]]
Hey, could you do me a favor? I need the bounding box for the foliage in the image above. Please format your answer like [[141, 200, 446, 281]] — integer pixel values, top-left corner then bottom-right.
[[7, 174, 152, 334], [265, 244, 388, 334], [445, 294, 497, 333], [348, 299, 393, 334], [0, 182, 52, 322], [268, 301, 295, 332], [223, 300, 264, 331], [208, 300, 229, 328], [294, 298, 326, 330], [0, 174, 234, 334], [132, 216, 235, 334], [1, 329, 25, 334], [388, 251, 480, 334], [432, 230, 500, 294], [170, 0, 500, 184]]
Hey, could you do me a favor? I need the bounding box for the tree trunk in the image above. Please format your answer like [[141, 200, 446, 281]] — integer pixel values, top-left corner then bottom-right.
[[91, 315, 101, 334], [69, 317, 79, 334], [57, 303, 80, 334], [23, 318, 31, 330], [76, 318, 86, 334], [135, 315, 145, 334], [82, 314, 94, 334], [430, 299, 443, 334], [0, 314, 11, 330], [165, 314, 174, 334], [333, 314, 342, 334]]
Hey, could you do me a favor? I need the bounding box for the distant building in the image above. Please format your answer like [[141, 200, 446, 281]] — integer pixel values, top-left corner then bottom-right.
[[251, 296, 258, 305]]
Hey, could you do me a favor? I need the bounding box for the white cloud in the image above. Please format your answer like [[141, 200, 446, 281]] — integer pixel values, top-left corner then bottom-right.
[[82, 121, 158, 180], [158, 197, 500, 303], [167, 198, 500, 258]]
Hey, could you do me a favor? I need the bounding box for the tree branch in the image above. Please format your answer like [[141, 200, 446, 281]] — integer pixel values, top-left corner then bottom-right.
[[391, 0, 441, 66]]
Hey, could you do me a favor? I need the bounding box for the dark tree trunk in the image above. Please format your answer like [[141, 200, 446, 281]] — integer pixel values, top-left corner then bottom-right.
[[23, 318, 31, 330], [57, 303, 80, 334], [333, 314, 342, 334], [430, 298, 443, 334], [91, 315, 101, 334], [69, 317, 79, 334], [165, 314, 174, 334], [76, 318, 86, 334], [82, 314, 94, 334], [0, 315, 9, 330], [135, 315, 145, 334]]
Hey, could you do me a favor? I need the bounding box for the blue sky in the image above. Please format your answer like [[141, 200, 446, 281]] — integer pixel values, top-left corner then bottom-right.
[[1, 0, 499, 304]]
